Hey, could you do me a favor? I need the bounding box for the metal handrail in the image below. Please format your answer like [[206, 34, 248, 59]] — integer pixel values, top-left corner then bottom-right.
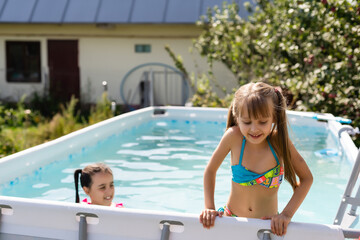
[[338, 126, 360, 138], [334, 149, 360, 226], [334, 125, 360, 227]]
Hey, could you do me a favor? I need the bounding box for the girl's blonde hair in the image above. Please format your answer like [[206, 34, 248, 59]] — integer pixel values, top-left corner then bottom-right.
[[227, 82, 298, 190]]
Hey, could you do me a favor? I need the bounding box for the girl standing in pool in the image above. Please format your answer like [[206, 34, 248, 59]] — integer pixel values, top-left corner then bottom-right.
[[74, 162, 123, 208], [199, 82, 313, 236]]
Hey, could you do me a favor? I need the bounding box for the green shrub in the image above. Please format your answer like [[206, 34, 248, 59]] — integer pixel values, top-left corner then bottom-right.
[[188, 0, 359, 146], [0, 96, 43, 129], [0, 92, 117, 157], [88, 92, 114, 125], [0, 126, 48, 157], [29, 92, 61, 118], [47, 96, 82, 139]]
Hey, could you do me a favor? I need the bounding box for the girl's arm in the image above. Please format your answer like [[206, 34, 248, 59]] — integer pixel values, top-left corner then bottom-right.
[[271, 140, 313, 235], [200, 128, 233, 229]]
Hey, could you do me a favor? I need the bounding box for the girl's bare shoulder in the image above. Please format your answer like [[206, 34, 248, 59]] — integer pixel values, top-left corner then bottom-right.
[[218, 126, 242, 150], [225, 126, 243, 139]]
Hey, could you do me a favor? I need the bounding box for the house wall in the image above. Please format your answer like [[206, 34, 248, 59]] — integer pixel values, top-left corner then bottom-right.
[[0, 24, 237, 105]]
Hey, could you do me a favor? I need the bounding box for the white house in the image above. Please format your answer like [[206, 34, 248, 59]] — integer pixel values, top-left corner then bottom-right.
[[0, 0, 250, 107]]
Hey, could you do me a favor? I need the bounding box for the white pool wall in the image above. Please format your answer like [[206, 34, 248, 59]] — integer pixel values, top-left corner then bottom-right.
[[0, 196, 345, 240], [287, 110, 358, 164]]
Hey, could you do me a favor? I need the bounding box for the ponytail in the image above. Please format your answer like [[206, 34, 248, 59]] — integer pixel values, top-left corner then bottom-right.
[[273, 89, 298, 190], [74, 169, 82, 203], [73, 163, 113, 203], [226, 101, 237, 130]]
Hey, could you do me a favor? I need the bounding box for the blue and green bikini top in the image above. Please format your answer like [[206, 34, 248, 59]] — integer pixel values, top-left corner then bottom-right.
[[231, 137, 284, 188]]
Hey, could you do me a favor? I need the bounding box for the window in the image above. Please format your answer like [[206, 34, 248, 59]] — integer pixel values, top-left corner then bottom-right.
[[135, 44, 151, 53], [6, 41, 41, 83]]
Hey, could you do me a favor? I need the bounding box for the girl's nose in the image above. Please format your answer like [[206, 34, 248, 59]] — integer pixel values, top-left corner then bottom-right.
[[108, 187, 115, 194], [105, 188, 112, 195]]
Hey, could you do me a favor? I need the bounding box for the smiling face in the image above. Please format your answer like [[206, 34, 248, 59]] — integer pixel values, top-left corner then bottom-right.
[[238, 98, 274, 144], [83, 172, 114, 206]]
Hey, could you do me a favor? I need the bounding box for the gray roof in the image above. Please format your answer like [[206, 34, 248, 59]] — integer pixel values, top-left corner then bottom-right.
[[0, 0, 252, 24]]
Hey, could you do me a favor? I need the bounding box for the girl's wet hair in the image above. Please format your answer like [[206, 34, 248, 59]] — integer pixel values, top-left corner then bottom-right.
[[74, 163, 113, 203], [227, 82, 298, 190]]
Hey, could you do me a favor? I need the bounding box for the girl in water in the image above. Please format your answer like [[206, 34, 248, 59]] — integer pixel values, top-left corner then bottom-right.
[[74, 162, 123, 207]]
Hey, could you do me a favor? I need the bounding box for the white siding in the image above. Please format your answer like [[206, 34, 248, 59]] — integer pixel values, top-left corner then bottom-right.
[[0, 24, 237, 104]]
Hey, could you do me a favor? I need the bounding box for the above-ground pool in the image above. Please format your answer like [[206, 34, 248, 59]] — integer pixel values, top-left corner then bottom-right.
[[0, 107, 358, 227]]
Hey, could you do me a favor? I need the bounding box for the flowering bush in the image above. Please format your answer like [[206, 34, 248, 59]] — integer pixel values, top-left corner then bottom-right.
[[194, 0, 359, 145]]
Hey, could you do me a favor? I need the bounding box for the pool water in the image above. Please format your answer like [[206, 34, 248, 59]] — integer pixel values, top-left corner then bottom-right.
[[0, 118, 352, 225]]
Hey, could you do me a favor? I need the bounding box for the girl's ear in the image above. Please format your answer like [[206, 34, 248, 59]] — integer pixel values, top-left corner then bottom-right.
[[83, 186, 90, 195]]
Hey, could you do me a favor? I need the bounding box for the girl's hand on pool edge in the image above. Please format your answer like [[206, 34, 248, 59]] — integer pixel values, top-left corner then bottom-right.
[[199, 209, 223, 229], [262, 212, 291, 236]]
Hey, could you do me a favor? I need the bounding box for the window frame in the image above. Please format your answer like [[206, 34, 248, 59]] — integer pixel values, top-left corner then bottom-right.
[[135, 44, 151, 53], [6, 41, 42, 83]]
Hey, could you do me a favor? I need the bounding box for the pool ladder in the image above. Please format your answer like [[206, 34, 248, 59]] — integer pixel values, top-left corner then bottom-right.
[[334, 125, 360, 228]]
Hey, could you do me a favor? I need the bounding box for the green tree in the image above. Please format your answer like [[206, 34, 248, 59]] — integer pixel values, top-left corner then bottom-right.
[[192, 0, 360, 145]]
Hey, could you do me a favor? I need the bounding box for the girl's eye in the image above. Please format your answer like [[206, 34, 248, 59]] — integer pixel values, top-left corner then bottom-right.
[[260, 121, 268, 124], [243, 122, 251, 125]]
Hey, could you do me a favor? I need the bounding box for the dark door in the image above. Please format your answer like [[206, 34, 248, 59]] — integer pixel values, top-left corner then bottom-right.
[[47, 40, 80, 102]]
